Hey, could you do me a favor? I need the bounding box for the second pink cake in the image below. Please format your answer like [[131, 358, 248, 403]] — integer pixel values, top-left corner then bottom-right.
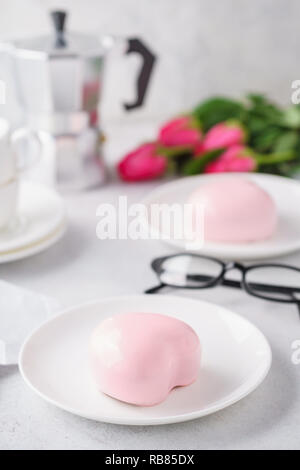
[[188, 177, 278, 243]]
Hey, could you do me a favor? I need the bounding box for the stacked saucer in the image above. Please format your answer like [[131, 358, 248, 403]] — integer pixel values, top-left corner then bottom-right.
[[0, 181, 67, 263]]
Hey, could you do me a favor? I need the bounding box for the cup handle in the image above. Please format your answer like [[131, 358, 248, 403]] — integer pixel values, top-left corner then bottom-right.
[[10, 128, 42, 173]]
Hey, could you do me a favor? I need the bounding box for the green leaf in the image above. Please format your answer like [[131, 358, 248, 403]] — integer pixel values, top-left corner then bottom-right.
[[245, 114, 270, 136], [256, 150, 296, 165], [245, 93, 283, 124], [192, 97, 245, 132], [281, 106, 300, 129], [182, 149, 224, 176], [274, 131, 299, 152], [250, 126, 283, 152], [246, 93, 267, 106], [158, 145, 193, 158]]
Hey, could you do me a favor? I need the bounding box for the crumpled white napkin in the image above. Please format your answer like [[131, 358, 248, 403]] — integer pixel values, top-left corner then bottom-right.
[[0, 280, 61, 365]]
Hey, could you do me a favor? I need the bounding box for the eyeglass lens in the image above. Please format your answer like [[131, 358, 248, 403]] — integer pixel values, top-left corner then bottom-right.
[[245, 266, 300, 301], [159, 255, 223, 288]]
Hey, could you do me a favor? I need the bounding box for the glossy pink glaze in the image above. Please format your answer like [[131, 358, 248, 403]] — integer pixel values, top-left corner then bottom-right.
[[188, 177, 277, 243], [90, 312, 201, 406]]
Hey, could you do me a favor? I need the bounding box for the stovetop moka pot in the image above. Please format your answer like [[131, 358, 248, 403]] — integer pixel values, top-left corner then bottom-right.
[[1, 11, 156, 190]]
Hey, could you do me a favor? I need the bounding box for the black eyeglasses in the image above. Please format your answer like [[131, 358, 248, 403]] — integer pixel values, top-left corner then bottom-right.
[[145, 253, 300, 318]]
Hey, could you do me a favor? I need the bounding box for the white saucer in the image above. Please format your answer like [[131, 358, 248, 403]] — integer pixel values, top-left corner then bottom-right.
[[0, 181, 67, 263], [142, 173, 300, 260], [19, 295, 272, 426]]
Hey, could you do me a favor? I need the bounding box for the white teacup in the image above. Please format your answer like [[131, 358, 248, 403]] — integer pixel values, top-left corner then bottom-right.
[[0, 118, 41, 230]]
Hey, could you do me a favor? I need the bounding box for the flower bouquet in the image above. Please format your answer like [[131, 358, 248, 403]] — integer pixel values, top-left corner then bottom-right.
[[117, 94, 300, 182]]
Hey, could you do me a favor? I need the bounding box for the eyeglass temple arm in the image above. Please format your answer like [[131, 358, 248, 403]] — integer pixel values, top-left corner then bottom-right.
[[296, 302, 300, 319], [290, 292, 300, 319], [145, 283, 166, 294], [188, 274, 300, 294]]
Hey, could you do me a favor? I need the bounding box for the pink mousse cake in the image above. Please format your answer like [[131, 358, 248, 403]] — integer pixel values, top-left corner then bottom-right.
[[188, 177, 277, 243], [90, 312, 201, 406]]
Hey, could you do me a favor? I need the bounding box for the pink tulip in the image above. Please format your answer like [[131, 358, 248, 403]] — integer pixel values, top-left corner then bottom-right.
[[195, 121, 245, 155], [118, 143, 167, 182], [205, 145, 256, 173], [159, 116, 202, 148]]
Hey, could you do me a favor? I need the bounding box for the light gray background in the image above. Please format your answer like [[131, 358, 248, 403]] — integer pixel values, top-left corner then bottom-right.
[[0, 0, 299, 124]]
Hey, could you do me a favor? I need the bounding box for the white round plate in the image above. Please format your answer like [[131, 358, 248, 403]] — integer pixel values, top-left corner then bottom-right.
[[0, 181, 67, 263], [19, 295, 272, 426], [141, 173, 300, 260]]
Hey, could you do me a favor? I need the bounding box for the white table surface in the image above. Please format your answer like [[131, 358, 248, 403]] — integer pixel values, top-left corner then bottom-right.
[[0, 125, 300, 450]]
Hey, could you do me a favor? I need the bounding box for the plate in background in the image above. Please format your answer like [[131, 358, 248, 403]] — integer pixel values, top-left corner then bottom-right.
[[19, 295, 272, 425], [141, 173, 300, 260]]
